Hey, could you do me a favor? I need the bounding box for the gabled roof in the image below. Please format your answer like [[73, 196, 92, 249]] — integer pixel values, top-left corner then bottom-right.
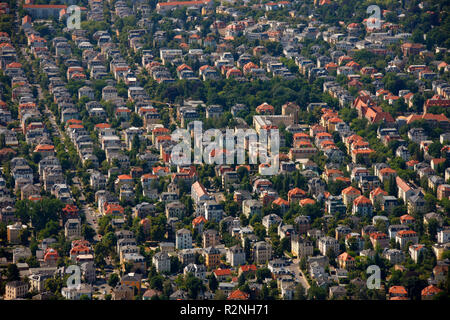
[[353, 195, 372, 206], [227, 289, 249, 300], [342, 186, 361, 196], [421, 285, 442, 296]]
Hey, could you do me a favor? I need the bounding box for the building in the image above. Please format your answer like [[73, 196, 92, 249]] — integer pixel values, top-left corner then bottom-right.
[[437, 184, 450, 200], [337, 252, 355, 269], [383, 249, 405, 265], [409, 244, 426, 263], [370, 232, 389, 249], [184, 263, 206, 279], [64, 219, 81, 239], [152, 252, 171, 273], [203, 229, 220, 248], [318, 236, 340, 256], [112, 284, 134, 300], [253, 241, 272, 265], [342, 186, 361, 206], [5, 281, 28, 300], [176, 228, 193, 250], [227, 245, 246, 267], [352, 195, 373, 216], [437, 229, 450, 244], [204, 200, 224, 222], [242, 199, 262, 218], [204, 246, 221, 269], [396, 230, 419, 249], [291, 234, 314, 258], [389, 286, 408, 300], [156, 0, 212, 14], [7, 222, 27, 244], [421, 285, 443, 300], [60, 283, 93, 300]]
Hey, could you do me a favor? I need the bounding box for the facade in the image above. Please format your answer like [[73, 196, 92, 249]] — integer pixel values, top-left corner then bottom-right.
[[152, 252, 171, 273], [202, 229, 220, 248], [176, 229, 193, 250], [227, 245, 246, 267], [253, 241, 272, 264], [318, 236, 340, 256], [5, 281, 28, 300], [291, 234, 314, 258]]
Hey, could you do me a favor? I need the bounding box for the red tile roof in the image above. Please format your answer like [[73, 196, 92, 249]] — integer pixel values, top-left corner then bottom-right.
[[228, 289, 249, 300]]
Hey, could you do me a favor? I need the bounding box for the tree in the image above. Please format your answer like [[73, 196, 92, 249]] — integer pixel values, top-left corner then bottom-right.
[[150, 275, 164, 291], [326, 248, 337, 267], [184, 273, 205, 299], [82, 224, 96, 242], [238, 273, 246, 287], [108, 273, 119, 288], [294, 283, 306, 300], [170, 256, 183, 274], [256, 268, 272, 284], [6, 264, 20, 282], [208, 274, 218, 292], [299, 257, 307, 271], [307, 283, 327, 300]]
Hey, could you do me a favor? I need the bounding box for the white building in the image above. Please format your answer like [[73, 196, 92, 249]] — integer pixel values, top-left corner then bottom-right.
[[318, 236, 340, 256], [176, 228, 193, 250], [152, 252, 171, 273]]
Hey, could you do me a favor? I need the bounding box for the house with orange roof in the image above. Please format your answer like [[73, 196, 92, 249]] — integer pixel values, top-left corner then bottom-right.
[[299, 198, 315, 207], [227, 289, 249, 300], [369, 187, 388, 206], [115, 174, 133, 190], [351, 148, 374, 164], [152, 166, 170, 176], [272, 197, 289, 213], [389, 286, 408, 299], [430, 158, 446, 171], [151, 127, 170, 144], [243, 62, 259, 75], [409, 244, 427, 263], [293, 132, 310, 148], [322, 168, 344, 183], [33, 144, 55, 157], [226, 68, 242, 79], [104, 203, 125, 216], [401, 42, 425, 56], [70, 244, 91, 261], [437, 184, 450, 201], [62, 204, 79, 222], [256, 102, 274, 115], [287, 187, 306, 203], [341, 186, 361, 206], [337, 252, 355, 269], [370, 232, 389, 249], [421, 285, 442, 300], [192, 215, 207, 232], [400, 214, 415, 226], [352, 195, 373, 216], [396, 230, 419, 248], [43, 248, 59, 267], [378, 167, 397, 183], [238, 264, 257, 277], [141, 173, 158, 190], [396, 176, 415, 202], [213, 268, 231, 282]]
